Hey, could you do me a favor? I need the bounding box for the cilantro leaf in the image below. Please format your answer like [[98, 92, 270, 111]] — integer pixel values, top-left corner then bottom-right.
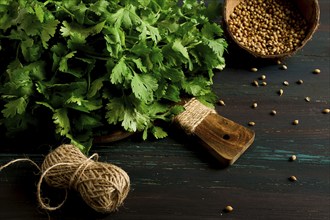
[[151, 126, 168, 139], [131, 73, 158, 103], [110, 56, 133, 85], [53, 108, 71, 136], [2, 97, 28, 118], [182, 76, 212, 97], [41, 20, 60, 48]]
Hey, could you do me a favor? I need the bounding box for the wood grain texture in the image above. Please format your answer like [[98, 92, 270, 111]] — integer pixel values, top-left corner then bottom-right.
[[194, 113, 255, 166], [0, 0, 329, 219]]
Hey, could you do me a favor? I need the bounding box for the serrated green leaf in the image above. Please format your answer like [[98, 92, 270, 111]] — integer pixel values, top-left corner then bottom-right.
[[172, 39, 190, 61], [18, 12, 40, 36], [151, 126, 168, 139], [34, 3, 44, 23], [89, 0, 110, 16], [170, 105, 185, 116], [106, 97, 126, 125], [2, 97, 27, 118], [59, 51, 83, 77], [41, 20, 60, 48], [205, 38, 227, 58], [65, 96, 102, 113], [111, 57, 133, 85], [73, 113, 103, 131], [182, 76, 212, 96], [21, 38, 42, 62], [146, 102, 169, 118], [131, 58, 147, 73], [131, 73, 158, 103], [108, 5, 138, 28], [162, 67, 184, 83], [60, 20, 106, 38], [201, 22, 223, 39], [53, 108, 70, 136], [164, 84, 181, 102], [106, 96, 149, 133], [131, 41, 151, 56], [137, 22, 161, 44], [87, 77, 105, 98], [36, 101, 55, 112], [104, 26, 125, 58], [122, 109, 149, 132]]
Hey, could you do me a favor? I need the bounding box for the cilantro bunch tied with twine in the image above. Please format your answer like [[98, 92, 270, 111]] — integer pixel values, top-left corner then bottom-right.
[[0, 0, 227, 153]]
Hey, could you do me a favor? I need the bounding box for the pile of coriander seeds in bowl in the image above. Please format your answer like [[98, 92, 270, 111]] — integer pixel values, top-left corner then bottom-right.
[[224, 0, 320, 59]]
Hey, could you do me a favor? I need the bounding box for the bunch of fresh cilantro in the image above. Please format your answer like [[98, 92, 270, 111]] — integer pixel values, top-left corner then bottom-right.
[[0, 0, 227, 153]]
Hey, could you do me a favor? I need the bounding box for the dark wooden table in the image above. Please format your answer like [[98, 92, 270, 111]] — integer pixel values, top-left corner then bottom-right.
[[1, 1, 329, 219]]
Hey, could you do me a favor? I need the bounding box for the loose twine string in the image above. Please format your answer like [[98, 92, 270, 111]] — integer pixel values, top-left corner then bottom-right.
[[175, 98, 216, 134], [0, 144, 130, 213]]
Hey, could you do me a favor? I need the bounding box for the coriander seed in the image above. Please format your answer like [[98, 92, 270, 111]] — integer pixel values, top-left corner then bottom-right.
[[292, 120, 299, 125], [270, 110, 277, 115], [281, 64, 288, 70], [283, 81, 289, 86], [290, 155, 297, 161], [261, 81, 267, 86], [289, 176, 297, 182], [296, 79, 304, 85], [304, 97, 311, 102], [322, 108, 330, 114], [248, 121, 256, 126], [278, 89, 284, 96], [260, 75, 266, 80], [219, 100, 226, 106], [224, 205, 234, 213], [251, 67, 258, 72], [252, 102, 258, 108], [252, 80, 259, 87], [313, 68, 321, 74]]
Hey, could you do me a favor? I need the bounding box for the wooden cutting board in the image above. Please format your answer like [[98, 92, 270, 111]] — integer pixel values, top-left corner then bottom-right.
[[174, 98, 255, 166]]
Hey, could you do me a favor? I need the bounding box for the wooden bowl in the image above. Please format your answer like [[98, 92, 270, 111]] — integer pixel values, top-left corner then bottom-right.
[[223, 0, 320, 59]]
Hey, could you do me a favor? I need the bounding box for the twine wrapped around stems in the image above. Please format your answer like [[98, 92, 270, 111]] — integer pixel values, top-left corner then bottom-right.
[[175, 98, 216, 135], [0, 144, 130, 213]]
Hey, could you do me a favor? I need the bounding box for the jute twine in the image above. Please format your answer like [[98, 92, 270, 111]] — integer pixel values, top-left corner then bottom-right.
[[175, 98, 216, 134], [0, 144, 130, 213]]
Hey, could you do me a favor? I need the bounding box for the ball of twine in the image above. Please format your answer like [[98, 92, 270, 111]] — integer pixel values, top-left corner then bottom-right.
[[38, 144, 130, 213]]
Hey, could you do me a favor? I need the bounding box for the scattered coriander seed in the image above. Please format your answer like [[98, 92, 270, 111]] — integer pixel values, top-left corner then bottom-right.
[[313, 68, 321, 74], [270, 110, 277, 116], [296, 79, 304, 85], [252, 80, 259, 87], [277, 60, 282, 65], [290, 155, 297, 161], [259, 75, 266, 80], [224, 205, 234, 213], [281, 64, 288, 70], [322, 108, 330, 114], [283, 81, 289, 86], [252, 102, 258, 108], [289, 176, 298, 182], [261, 81, 267, 86], [292, 120, 299, 125], [278, 89, 284, 96], [219, 100, 226, 106], [304, 97, 311, 102], [251, 67, 258, 72], [248, 121, 256, 126]]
